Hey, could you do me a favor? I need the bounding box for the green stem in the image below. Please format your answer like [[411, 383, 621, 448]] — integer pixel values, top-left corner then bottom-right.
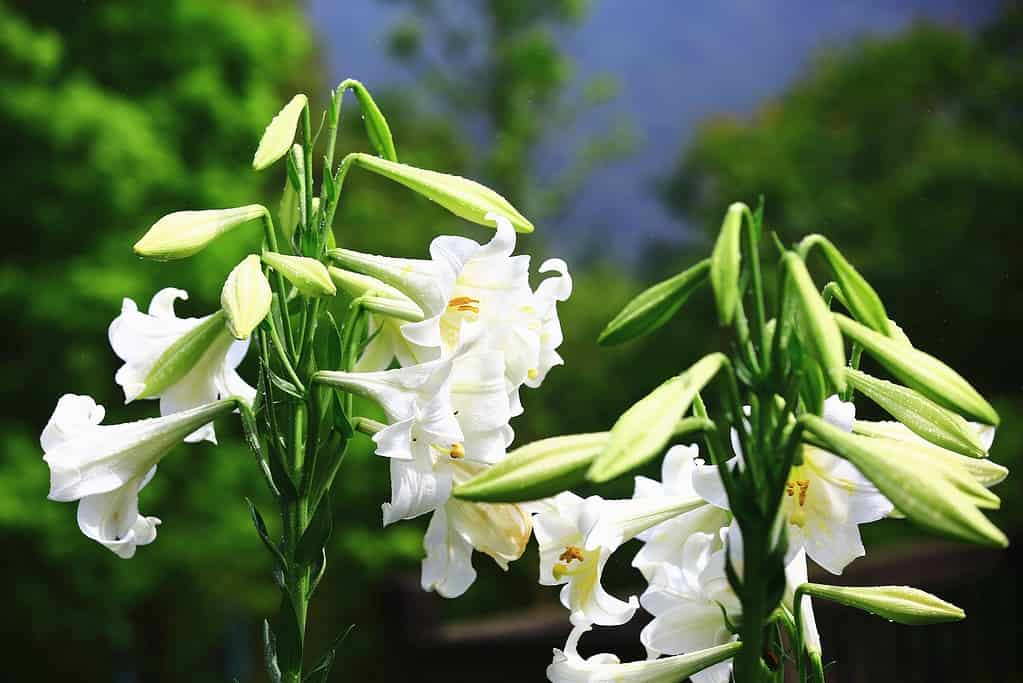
[[262, 213, 297, 358], [734, 527, 770, 683], [742, 207, 768, 370], [302, 105, 315, 238]]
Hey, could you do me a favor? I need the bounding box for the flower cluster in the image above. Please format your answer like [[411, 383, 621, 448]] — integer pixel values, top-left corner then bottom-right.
[[318, 212, 572, 596]]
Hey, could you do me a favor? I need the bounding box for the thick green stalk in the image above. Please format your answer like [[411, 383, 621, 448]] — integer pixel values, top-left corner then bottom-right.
[[734, 527, 770, 683]]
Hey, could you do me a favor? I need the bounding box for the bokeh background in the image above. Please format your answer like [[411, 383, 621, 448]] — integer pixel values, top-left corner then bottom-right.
[[2, 1, 1021, 680]]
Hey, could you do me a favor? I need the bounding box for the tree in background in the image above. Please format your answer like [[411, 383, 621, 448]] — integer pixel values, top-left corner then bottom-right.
[[0, 2, 315, 680], [664, 5, 1023, 399]]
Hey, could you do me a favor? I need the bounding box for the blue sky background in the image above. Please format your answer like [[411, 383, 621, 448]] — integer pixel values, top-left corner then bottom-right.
[[308, 0, 999, 259]]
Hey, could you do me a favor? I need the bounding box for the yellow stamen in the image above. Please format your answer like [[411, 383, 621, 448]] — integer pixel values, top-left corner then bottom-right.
[[449, 442, 465, 459], [527, 368, 539, 380], [559, 545, 584, 563], [448, 296, 481, 314]]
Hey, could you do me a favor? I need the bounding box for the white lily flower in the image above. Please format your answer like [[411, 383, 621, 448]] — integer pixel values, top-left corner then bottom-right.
[[632, 445, 730, 581], [548, 625, 741, 683], [109, 287, 255, 443], [330, 213, 572, 411], [692, 396, 893, 574], [421, 461, 532, 598], [315, 330, 513, 525], [41, 394, 235, 557], [534, 491, 704, 628]]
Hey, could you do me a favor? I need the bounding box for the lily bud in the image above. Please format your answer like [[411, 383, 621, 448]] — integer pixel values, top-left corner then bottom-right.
[[598, 258, 710, 346], [800, 583, 965, 625], [710, 203, 744, 325], [845, 368, 986, 458], [253, 94, 308, 171], [349, 81, 397, 162], [547, 640, 741, 683], [800, 414, 1007, 547], [835, 314, 999, 426], [588, 353, 724, 483], [351, 153, 534, 233], [784, 252, 847, 393], [327, 267, 424, 322], [453, 432, 609, 503], [133, 205, 266, 260], [221, 255, 272, 340], [262, 252, 336, 297], [801, 235, 890, 334]]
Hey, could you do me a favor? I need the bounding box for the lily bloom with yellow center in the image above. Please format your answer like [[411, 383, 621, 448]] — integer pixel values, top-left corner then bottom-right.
[[692, 396, 893, 574]]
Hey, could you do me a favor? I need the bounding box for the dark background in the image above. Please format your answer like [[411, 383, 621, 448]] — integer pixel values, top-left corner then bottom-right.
[[1, 1, 1020, 680]]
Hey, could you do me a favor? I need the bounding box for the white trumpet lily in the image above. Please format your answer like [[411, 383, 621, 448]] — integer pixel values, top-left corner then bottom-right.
[[547, 625, 741, 683], [109, 287, 255, 443], [315, 330, 513, 525], [421, 461, 532, 598], [42, 394, 236, 558], [692, 396, 893, 574], [329, 213, 572, 412], [534, 491, 705, 628]]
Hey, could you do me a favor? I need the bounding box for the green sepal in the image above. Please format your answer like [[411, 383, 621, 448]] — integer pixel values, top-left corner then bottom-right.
[[588, 353, 726, 483], [453, 432, 608, 503], [835, 313, 999, 426], [800, 583, 965, 625], [710, 203, 744, 325], [598, 258, 710, 345], [845, 368, 986, 458], [351, 153, 534, 233], [137, 311, 228, 399]]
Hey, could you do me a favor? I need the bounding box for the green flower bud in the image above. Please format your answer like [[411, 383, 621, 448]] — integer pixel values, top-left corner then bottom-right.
[[800, 414, 1007, 547], [351, 153, 534, 233], [327, 267, 424, 322], [800, 583, 965, 625], [845, 368, 986, 458], [588, 353, 724, 483], [835, 313, 999, 426], [138, 311, 228, 399], [710, 203, 744, 325], [802, 235, 890, 334], [784, 252, 847, 393], [349, 81, 397, 162], [133, 205, 266, 260], [598, 258, 710, 346], [221, 255, 272, 340], [253, 94, 308, 171], [262, 252, 337, 297], [453, 432, 609, 503]]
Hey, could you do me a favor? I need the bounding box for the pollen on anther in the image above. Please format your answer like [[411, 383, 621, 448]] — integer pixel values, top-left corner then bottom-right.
[[559, 545, 584, 563]]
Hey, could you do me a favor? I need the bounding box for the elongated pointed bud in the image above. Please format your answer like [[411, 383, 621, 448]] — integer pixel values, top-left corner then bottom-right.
[[328, 267, 425, 322], [784, 252, 847, 393], [548, 641, 741, 683], [253, 94, 308, 170], [802, 235, 890, 334], [710, 203, 744, 325], [800, 583, 965, 625], [136, 311, 229, 400], [599, 259, 710, 346], [588, 353, 724, 483], [585, 496, 708, 549], [222, 255, 272, 340], [845, 368, 986, 458], [853, 420, 1007, 488], [835, 313, 998, 426], [134, 205, 266, 260], [262, 253, 336, 297], [348, 81, 397, 162], [351, 153, 534, 233], [800, 414, 1007, 547], [453, 432, 608, 503]]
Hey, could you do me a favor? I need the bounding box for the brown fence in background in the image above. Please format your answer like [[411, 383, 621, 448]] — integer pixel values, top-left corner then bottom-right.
[[378, 538, 1022, 682]]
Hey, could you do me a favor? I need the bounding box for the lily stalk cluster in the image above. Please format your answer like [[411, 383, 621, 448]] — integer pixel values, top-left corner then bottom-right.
[[450, 202, 1007, 682], [41, 81, 570, 683]]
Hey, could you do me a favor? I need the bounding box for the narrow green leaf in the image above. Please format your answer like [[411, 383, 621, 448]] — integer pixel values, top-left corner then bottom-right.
[[598, 259, 710, 345], [835, 313, 999, 426], [246, 498, 286, 570], [262, 620, 282, 683], [845, 368, 986, 458], [453, 432, 609, 503], [588, 353, 725, 483], [710, 203, 744, 325], [296, 493, 333, 565]]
